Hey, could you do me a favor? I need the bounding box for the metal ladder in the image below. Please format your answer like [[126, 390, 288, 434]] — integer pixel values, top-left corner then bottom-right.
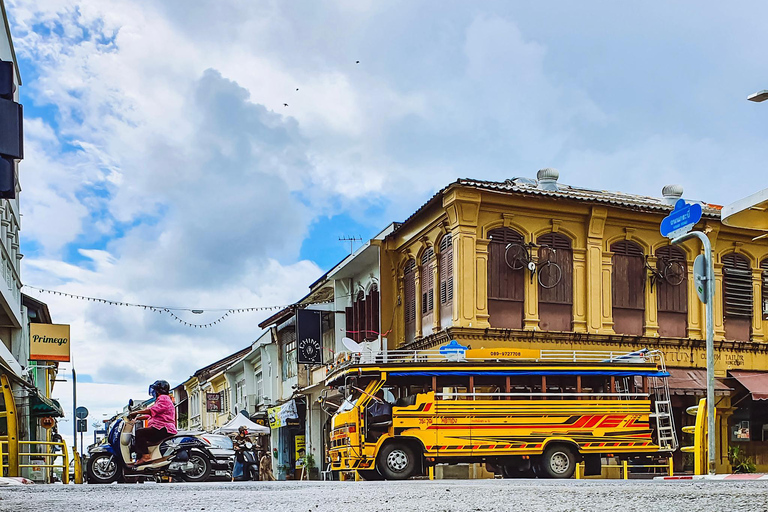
[[646, 351, 679, 451]]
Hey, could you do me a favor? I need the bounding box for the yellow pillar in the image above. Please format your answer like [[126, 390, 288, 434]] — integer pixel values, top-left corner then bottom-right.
[[713, 263, 726, 340], [601, 252, 616, 334], [686, 254, 703, 339], [523, 234, 539, 330], [572, 248, 588, 333], [415, 265, 423, 338], [643, 255, 660, 337], [751, 269, 765, 342], [474, 237, 490, 328]]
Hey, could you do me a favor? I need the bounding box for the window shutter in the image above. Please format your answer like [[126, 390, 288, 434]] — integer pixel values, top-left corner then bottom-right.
[[656, 245, 687, 313], [611, 241, 645, 310], [368, 285, 379, 340], [487, 227, 525, 301], [404, 259, 416, 342], [723, 253, 753, 318], [536, 233, 573, 304], [421, 249, 435, 314], [345, 306, 354, 339]]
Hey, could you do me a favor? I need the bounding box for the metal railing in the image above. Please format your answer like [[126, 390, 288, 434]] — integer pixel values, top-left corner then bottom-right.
[[327, 348, 664, 372], [0, 440, 70, 484], [575, 458, 673, 479]]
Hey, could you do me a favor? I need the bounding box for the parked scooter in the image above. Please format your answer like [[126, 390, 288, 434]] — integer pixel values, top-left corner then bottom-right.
[[87, 400, 218, 484]]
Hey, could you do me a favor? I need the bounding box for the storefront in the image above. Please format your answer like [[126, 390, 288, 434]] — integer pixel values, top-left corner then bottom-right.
[[726, 371, 768, 471], [268, 398, 306, 480]]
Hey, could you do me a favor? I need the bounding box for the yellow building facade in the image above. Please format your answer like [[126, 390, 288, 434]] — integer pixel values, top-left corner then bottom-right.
[[381, 172, 768, 473]]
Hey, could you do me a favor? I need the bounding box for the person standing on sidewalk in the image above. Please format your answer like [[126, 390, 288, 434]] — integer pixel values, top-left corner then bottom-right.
[[259, 451, 276, 481]]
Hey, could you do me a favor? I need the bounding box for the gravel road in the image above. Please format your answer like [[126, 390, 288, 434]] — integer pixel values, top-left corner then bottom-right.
[[2, 479, 768, 512]]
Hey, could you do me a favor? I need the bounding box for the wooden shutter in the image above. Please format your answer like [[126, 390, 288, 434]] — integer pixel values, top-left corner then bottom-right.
[[345, 306, 354, 339], [611, 241, 645, 335], [536, 233, 572, 304], [439, 235, 453, 326], [536, 233, 573, 332], [723, 253, 752, 318], [611, 241, 645, 309], [404, 259, 416, 343], [421, 249, 435, 314], [656, 245, 687, 337], [353, 290, 365, 342], [656, 246, 687, 313], [487, 228, 525, 328]]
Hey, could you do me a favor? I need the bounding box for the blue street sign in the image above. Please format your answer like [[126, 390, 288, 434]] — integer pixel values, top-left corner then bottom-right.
[[660, 199, 703, 239]]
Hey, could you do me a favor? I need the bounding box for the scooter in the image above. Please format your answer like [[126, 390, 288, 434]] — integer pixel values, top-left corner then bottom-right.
[[87, 400, 218, 484]]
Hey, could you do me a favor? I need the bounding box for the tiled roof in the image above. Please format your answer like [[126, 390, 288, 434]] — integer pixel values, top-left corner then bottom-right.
[[456, 177, 722, 216], [394, 177, 722, 234]]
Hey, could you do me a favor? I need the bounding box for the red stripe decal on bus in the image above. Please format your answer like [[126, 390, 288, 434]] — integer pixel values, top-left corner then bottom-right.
[[424, 403, 432, 412]]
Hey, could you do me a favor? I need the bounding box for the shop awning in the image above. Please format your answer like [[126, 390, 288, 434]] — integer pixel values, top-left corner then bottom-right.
[[30, 391, 64, 417], [730, 371, 768, 400], [667, 368, 731, 396]]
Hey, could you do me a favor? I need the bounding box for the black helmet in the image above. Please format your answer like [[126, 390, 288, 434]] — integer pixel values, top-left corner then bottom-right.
[[149, 380, 171, 398]]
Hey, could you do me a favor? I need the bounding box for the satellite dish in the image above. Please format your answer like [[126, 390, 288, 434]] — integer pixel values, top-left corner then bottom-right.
[[342, 337, 362, 353]]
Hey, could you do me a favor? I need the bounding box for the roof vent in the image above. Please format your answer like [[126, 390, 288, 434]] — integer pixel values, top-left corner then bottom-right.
[[661, 184, 684, 205], [537, 168, 560, 191]]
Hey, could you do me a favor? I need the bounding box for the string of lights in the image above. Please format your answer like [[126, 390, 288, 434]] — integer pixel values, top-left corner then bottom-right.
[[23, 285, 333, 328]]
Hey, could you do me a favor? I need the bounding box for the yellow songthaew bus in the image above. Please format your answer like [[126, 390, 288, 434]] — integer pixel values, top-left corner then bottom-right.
[[324, 346, 677, 480]]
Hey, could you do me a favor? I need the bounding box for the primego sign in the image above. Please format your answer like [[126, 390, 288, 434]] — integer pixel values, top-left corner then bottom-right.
[[30, 324, 71, 362]]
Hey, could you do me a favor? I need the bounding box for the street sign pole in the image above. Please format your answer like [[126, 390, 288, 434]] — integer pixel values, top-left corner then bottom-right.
[[670, 230, 716, 475]]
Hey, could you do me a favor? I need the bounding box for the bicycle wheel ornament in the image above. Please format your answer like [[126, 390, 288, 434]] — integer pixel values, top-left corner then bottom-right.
[[505, 243, 529, 271], [537, 262, 563, 289], [663, 261, 686, 286]]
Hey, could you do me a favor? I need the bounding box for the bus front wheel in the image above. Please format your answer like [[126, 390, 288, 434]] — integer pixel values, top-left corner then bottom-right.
[[540, 445, 576, 479], [377, 442, 417, 480]]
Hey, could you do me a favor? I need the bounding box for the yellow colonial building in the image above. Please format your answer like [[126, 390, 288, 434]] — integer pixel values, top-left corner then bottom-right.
[[380, 170, 768, 472]]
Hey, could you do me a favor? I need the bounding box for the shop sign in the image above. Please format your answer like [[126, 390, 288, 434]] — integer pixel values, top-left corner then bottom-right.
[[40, 416, 55, 429], [465, 348, 540, 360], [297, 309, 322, 365], [295, 434, 306, 469], [30, 324, 70, 362], [206, 393, 222, 413]]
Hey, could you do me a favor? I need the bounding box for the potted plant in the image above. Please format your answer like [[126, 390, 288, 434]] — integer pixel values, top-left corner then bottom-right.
[[304, 453, 320, 480], [728, 446, 756, 474]]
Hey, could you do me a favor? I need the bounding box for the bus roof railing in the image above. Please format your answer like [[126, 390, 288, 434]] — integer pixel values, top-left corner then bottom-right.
[[326, 348, 666, 373]]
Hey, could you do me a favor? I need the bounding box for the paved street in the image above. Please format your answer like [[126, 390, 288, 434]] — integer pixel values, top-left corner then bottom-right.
[[2, 479, 768, 512]]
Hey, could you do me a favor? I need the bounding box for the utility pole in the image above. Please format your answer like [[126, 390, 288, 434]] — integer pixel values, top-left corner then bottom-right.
[[72, 367, 77, 455]]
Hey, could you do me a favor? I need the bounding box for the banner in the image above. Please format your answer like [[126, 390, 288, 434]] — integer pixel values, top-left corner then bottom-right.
[[296, 309, 322, 365], [30, 324, 70, 362], [268, 399, 299, 429], [295, 434, 306, 469], [206, 393, 222, 413]]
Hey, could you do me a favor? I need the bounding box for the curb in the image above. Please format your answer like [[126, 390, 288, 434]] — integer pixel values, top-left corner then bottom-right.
[[655, 474, 768, 481], [0, 477, 34, 486]]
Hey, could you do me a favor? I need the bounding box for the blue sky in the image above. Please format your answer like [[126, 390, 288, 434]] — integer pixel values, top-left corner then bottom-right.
[[5, 0, 768, 426]]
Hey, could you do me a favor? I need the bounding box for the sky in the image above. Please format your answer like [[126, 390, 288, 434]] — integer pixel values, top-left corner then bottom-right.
[[4, 0, 768, 442]]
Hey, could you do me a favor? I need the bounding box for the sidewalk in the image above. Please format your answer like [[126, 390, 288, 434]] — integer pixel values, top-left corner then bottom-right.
[[0, 477, 34, 486], [655, 474, 768, 481]]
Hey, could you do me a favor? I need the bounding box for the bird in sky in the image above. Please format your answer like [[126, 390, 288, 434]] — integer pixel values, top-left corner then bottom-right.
[[355, 60, 360, 64], [283, 103, 288, 107], [296, 88, 299, 91]]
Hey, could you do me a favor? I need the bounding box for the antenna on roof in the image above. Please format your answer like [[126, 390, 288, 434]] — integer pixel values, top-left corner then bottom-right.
[[339, 236, 362, 254]]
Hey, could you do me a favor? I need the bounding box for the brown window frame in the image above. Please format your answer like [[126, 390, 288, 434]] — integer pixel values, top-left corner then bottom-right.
[[404, 259, 417, 343], [487, 227, 525, 329], [611, 240, 645, 336], [439, 235, 453, 326]]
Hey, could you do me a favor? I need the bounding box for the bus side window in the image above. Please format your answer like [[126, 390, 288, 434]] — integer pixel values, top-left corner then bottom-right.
[[581, 375, 605, 397]]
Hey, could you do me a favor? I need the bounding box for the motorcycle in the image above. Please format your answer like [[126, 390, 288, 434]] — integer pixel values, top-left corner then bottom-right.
[[87, 400, 218, 484]]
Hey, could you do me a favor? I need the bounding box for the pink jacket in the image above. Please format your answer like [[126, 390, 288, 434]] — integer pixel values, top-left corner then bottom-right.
[[147, 394, 177, 434]]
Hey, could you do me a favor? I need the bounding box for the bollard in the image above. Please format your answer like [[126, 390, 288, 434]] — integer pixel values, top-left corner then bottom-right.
[[575, 462, 583, 480], [668, 457, 673, 477], [429, 466, 434, 480], [622, 460, 628, 480]]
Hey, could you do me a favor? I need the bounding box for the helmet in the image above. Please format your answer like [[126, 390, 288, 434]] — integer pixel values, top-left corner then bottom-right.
[[148, 380, 171, 399]]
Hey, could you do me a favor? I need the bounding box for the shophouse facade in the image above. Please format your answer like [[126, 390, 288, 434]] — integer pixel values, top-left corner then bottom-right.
[[378, 169, 768, 472]]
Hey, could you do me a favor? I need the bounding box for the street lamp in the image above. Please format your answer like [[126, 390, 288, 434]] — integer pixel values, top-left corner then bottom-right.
[[747, 89, 768, 102]]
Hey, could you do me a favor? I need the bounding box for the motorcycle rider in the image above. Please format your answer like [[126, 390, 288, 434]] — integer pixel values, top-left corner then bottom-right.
[[128, 380, 177, 465]]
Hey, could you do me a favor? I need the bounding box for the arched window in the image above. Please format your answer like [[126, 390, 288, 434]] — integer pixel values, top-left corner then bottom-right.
[[421, 248, 435, 332], [439, 235, 454, 328], [365, 283, 379, 341], [611, 240, 645, 335], [404, 259, 417, 344], [656, 245, 688, 337], [487, 227, 525, 329], [537, 233, 573, 331], [723, 253, 752, 341]]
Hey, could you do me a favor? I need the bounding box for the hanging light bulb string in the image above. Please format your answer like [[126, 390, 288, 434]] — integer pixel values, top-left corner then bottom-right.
[[22, 284, 333, 328]]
